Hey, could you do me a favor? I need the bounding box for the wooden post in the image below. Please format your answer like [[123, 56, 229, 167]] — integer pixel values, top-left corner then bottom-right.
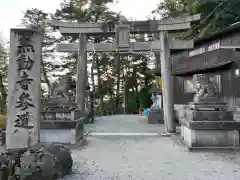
[[6, 29, 42, 149], [159, 31, 176, 133], [75, 34, 87, 111]]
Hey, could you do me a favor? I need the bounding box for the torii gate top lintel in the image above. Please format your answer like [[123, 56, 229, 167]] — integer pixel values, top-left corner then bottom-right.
[[51, 14, 200, 35], [52, 14, 200, 52]]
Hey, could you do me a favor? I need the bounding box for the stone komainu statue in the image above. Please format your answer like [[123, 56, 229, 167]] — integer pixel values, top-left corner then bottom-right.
[[150, 92, 161, 110], [50, 73, 75, 101], [193, 74, 219, 102]]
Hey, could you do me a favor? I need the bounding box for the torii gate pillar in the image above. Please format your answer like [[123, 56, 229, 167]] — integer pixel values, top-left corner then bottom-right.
[[75, 33, 87, 111], [160, 31, 175, 133]]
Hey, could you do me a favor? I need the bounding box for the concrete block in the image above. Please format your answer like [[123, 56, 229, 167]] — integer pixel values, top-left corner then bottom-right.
[[181, 125, 239, 148], [40, 129, 77, 144], [185, 110, 233, 121], [234, 111, 240, 122], [40, 119, 84, 144], [148, 110, 164, 124], [180, 120, 240, 130]]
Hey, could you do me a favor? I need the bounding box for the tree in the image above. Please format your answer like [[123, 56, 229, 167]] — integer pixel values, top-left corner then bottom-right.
[[20, 0, 155, 115], [54, 0, 121, 115], [21, 8, 60, 95], [152, 0, 240, 38], [0, 38, 8, 114]]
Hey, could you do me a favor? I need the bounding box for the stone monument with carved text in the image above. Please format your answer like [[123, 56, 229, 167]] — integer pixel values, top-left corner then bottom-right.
[[6, 29, 42, 149]]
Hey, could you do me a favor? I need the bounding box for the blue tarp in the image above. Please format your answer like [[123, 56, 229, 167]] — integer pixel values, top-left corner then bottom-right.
[[143, 108, 149, 115]]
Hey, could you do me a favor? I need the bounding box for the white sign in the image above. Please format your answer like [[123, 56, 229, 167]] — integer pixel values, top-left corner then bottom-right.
[[208, 41, 220, 52], [189, 47, 205, 57], [235, 69, 240, 77]]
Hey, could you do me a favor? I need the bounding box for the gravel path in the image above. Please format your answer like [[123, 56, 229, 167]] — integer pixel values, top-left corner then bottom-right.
[[62, 115, 240, 180], [84, 115, 166, 134]]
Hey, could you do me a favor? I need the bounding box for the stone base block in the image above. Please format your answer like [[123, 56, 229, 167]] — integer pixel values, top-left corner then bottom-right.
[[189, 102, 228, 111], [148, 109, 179, 124], [40, 119, 84, 144], [185, 110, 233, 121], [148, 110, 164, 124], [181, 125, 239, 148], [234, 111, 240, 122]]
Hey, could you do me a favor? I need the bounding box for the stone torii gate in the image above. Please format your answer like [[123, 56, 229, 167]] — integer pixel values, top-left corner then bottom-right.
[[51, 14, 200, 133]]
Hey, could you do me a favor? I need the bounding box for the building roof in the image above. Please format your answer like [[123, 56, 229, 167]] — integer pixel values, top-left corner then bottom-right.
[[194, 22, 240, 46], [171, 22, 240, 55]]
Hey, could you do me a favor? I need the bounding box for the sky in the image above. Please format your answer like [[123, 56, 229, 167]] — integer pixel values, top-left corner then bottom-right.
[[0, 0, 160, 41]]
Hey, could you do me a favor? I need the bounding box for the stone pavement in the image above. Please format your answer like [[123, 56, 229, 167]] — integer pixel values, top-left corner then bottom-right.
[[62, 115, 240, 180]]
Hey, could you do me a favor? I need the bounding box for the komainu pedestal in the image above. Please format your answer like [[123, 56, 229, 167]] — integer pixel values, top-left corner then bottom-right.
[[41, 98, 86, 121], [40, 97, 86, 144], [180, 74, 240, 149], [40, 75, 86, 144]]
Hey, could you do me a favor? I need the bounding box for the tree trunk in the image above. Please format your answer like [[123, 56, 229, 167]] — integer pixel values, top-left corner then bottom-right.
[[84, 61, 89, 112], [99, 96, 104, 115], [133, 68, 140, 110], [41, 60, 50, 96], [135, 84, 140, 109], [91, 55, 96, 95], [115, 54, 121, 114], [96, 55, 104, 116], [89, 56, 96, 118], [123, 66, 128, 114]]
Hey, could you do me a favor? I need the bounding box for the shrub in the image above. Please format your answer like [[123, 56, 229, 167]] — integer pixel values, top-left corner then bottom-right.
[[0, 115, 6, 129]]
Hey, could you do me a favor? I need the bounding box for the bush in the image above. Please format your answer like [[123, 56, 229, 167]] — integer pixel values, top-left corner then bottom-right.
[[0, 115, 6, 129]]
